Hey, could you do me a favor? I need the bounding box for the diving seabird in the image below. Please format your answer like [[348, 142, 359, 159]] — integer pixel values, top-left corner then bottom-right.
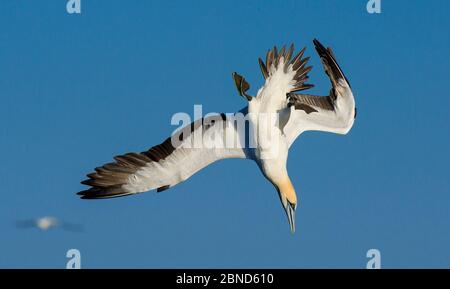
[[15, 216, 83, 232], [77, 39, 356, 233]]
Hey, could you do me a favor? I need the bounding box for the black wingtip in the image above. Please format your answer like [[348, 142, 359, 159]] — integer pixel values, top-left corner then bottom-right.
[[76, 189, 94, 199], [312, 38, 351, 88], [77, 192, 133, 200], [313, 38, 328, 57], [76, 185, 131, 199]]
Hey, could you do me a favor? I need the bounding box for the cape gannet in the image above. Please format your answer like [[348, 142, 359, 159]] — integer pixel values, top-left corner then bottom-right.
[[15, 216, 83, 232], [77, 39, 356, 233]]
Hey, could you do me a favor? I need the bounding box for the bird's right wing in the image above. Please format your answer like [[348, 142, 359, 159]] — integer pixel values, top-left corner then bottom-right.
[[282, 39, 357, 147], [77, 112, 249, 199]]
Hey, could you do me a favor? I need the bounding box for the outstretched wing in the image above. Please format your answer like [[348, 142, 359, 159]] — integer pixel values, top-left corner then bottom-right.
[[60, 222, 84, 232], [283, 39, 357, 147], [15, 220, 37, 229], [78, 113, 248, 199]]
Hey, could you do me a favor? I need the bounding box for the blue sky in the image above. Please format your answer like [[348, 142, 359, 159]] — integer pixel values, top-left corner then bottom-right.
[[0, 0, 449, 268]]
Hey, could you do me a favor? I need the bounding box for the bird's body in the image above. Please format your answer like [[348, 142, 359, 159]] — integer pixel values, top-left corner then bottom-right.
[[78, 39, 356, 233], [36, 216, 58, 230]]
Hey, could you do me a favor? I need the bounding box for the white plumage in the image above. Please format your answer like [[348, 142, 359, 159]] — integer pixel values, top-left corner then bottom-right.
[[78, 39, 356, 233]]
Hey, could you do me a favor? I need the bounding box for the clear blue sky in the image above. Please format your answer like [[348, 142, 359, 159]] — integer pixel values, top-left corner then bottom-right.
[[0, 0, 449, 268]]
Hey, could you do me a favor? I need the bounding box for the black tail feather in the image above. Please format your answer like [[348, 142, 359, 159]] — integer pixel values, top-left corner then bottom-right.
[[258, 44, 314, 93]]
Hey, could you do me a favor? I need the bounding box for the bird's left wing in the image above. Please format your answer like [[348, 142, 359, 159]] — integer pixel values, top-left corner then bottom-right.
[[15, 220, 36, 229], [60, 222, 84, 232], [282, 39, 357, 147], [78, 113, 248, 199]]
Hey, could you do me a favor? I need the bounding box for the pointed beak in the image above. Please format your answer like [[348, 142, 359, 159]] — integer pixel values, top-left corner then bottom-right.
[[285, 201, 296, 234]]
